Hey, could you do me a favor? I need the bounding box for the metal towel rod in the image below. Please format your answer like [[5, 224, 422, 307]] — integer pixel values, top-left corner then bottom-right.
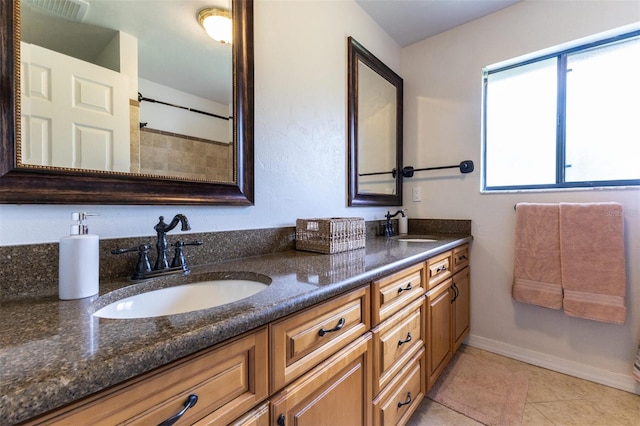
[[359, 160, 474, 178]]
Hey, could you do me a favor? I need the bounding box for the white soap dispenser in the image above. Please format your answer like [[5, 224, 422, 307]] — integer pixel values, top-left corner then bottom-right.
[[59, 212, 100, 300], [399, 209, 408, 235]]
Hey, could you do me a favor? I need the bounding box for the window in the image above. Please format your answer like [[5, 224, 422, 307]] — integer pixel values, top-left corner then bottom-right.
[[483, 30, 640, 191]]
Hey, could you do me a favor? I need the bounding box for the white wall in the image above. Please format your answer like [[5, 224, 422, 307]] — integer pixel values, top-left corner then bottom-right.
[[402, 0, 640, 392], [0, 0, 401, 245]]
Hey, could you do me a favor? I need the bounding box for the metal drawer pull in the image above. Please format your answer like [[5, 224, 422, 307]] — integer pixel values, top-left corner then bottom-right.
[[398, 332, 412, 346], [458, 254, 467, 261], [397, 282, 413, 293], [158, 394, 198, 426], [397, 391, 412, 408], [318, 317, 346, 336], [435, 265, 448, 273]]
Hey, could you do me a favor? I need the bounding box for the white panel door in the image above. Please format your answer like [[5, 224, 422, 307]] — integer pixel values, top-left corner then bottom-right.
[[21, 42, 131, 172]]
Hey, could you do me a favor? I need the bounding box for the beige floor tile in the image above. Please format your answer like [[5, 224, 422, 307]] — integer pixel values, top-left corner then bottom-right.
[[521, 403, 555, 426], [409, 398, 482, 426], [409, 345, 640, 426], [530, 399, 626, 426], [583, 388, 640, 426], [526, 366, 598, 403]]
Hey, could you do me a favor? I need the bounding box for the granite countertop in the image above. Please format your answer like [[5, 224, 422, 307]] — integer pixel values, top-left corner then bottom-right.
[[0, 234, 472, 424]]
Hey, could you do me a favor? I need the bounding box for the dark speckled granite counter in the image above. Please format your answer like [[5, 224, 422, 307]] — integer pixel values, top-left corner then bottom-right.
[[0, 229, 471, 424]]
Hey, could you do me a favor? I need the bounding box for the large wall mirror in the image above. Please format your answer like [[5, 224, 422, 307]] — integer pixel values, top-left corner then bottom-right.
[[347, 37, 402, 207], [0, 0, 253, 204]]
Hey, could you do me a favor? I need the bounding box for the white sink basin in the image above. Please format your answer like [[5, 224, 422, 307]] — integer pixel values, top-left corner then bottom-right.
[[94, 280, 269, 319], [397, 238, 438, 243]]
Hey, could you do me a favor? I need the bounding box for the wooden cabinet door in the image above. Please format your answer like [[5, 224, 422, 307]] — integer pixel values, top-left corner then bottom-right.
[[270, 333, 372, 426], [425, 279, 453, 390], [452, 267, 470, 352]]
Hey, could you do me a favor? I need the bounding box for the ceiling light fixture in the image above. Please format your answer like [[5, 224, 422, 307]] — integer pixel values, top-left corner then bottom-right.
[[197, 7, 232, 44]]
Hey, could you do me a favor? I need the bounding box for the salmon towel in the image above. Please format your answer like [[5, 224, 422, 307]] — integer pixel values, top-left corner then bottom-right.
[[512, 203, 563, 310], [559, 202, 626, 324]]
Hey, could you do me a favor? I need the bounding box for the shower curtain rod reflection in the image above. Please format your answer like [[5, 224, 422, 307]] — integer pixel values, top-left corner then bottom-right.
[[138, 92, 232, 121]]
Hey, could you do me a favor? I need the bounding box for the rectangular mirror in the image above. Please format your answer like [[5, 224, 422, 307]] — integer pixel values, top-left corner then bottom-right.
[[0, 0, 254, 205], [347, 36, 403, 207]]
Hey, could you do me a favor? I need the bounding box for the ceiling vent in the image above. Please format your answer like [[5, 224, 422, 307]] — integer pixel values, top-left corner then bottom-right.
[[24, 0, 89, 22]]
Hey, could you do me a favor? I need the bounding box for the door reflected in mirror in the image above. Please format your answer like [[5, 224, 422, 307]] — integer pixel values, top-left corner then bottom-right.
[[19, 0, 234, 183], [347, 37, 403, 207]]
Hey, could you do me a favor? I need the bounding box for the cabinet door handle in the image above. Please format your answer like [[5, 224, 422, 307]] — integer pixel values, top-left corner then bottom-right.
[[318, 317, 346, 336], [451, 283, 459, 303], [397, 391, 412, 408], [158, 394, 198, 426], [397, 282, 413, 293], [398, 332, 412, 346], [277, 414, 286, 426]]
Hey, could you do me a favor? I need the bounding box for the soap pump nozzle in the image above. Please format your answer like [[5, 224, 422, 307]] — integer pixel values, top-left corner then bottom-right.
[[70, 212, 99, 235]]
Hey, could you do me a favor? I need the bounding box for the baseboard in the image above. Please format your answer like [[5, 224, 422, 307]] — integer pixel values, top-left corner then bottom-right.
[[466, 334, 640, 395]]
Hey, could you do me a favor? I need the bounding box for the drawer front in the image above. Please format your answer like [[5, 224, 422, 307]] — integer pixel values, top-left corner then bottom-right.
[[453, 244, 470, 272], [372, 347, 425, 426], [270, 286, 371, 392], [372, 263, 425, 325], [36, 328, 269, 426], [426, 251, 452, 289], [372, 296, 425, 395]]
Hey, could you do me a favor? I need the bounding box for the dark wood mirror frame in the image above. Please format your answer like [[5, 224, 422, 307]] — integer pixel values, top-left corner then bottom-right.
[[0, 0, 254, 205], [347, 36, 403, 207]]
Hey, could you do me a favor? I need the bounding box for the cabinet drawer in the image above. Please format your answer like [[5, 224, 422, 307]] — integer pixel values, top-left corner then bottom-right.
[[426, 251, 452, 289], [372, 347, 425, 426], [372, 263, 425, 325], [453, 244, 470, 272], [270, 286, 370, 392], [372, 296, 425, 396], [32, 327, 269, 426]]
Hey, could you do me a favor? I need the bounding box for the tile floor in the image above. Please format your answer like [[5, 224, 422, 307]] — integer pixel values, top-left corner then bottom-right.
[[409, 345, 640, 426]]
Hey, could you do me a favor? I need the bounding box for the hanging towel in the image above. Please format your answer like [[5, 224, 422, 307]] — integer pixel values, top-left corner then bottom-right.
[[512, 203, 563, 309], [559, 202, 626, 324], [634, 343, 640, 383]]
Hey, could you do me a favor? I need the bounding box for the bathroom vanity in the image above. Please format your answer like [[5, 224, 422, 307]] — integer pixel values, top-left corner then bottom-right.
[[1, 230, 471, 425]]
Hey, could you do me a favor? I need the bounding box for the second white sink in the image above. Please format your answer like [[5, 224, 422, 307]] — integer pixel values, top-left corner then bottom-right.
[[94, 279, 269, 319]]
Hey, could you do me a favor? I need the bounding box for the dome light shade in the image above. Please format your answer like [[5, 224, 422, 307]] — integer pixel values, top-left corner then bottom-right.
[[197, 8, 232, 44]]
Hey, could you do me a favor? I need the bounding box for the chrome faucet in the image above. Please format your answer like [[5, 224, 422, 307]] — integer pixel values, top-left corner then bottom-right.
[[383, 210, 406, 237], [154, 214, 190, 270]]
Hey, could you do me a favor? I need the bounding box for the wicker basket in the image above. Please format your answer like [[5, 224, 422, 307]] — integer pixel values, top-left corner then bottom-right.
[[296, 217, 366, 254]]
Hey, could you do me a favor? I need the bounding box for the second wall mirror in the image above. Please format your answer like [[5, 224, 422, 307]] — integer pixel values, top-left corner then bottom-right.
[[347, 36, 403, 207]]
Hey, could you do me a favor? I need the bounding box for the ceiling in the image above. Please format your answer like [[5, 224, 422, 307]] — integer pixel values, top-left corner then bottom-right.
[[356, 0, 523, 47], [20, 0, 524, 102], [21, 0, 232, 104]]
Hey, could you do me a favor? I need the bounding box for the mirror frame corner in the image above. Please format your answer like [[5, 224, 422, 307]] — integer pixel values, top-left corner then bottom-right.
[[0, 0, 254, 205], [347, 36, 403, 208]]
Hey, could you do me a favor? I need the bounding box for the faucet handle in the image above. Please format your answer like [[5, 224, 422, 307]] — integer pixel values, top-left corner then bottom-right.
[[112, 245, 152, 280], [171, 241, 203, 272]]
